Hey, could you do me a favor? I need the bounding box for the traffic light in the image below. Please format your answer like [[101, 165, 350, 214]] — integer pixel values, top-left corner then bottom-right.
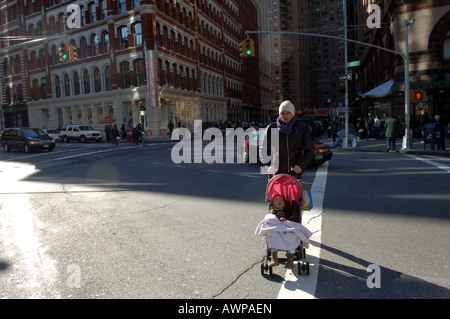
[[239, 38, 255, 58], [239, 40, 245, 58], [58, 42, 69, 62], [415, 90, 426, 101], [244, 38, 255, 57], [68, 43, 78, 62]]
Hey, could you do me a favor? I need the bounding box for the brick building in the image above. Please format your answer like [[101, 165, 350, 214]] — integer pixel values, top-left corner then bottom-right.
[[1, 0, 262, 133], [358, 0, 450, 127]]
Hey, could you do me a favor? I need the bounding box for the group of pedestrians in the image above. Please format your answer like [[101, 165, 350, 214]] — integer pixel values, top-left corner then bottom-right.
[[418, 110, 447, 150], [104, 123, 128, 145]]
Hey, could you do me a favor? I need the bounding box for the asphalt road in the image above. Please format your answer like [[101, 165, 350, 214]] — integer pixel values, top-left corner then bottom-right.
[[0, 140, 449, 299]]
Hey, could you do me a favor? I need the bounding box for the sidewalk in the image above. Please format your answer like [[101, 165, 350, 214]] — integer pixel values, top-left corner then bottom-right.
[[130, 133, 449, 157], [322, 136, 450, 157]]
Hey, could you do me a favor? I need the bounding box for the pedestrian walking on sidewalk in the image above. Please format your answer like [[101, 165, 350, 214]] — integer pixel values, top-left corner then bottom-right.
[[433, 115, 446, 151], [374, 115, 381, 139], [385, 114, 399, 152], [419, 110, 431, 142], [111, 124, 119, 145]]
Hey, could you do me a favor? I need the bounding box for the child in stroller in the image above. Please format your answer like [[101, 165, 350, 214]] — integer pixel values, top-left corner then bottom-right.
[[255, 174, 312, 274]]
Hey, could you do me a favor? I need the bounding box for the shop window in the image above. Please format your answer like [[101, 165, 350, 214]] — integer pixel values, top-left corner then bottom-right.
[[444, 30, 450, 60]]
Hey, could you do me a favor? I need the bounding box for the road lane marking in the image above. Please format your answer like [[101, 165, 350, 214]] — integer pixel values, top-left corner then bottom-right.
[[405, 155, 450, 173], [277, 162, 329, 299]]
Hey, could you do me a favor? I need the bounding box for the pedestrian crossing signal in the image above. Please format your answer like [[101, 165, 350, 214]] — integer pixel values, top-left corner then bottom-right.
[[410, 90, 427, 102], [415, 90, 426, 101]]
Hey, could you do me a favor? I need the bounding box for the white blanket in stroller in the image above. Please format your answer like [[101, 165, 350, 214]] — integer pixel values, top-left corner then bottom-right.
[[255, 214, 312, 250]]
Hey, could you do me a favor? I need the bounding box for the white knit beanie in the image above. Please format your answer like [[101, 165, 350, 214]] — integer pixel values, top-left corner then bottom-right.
[[279, 100, 295, 116]]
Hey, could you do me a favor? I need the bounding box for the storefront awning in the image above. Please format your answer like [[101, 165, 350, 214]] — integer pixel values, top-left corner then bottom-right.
[[362, 80, 395, 98]]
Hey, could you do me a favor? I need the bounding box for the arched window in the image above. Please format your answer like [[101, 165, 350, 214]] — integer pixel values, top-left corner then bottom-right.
[[158, 59, 163, 86], [119, 26, 128, 49], [134, 59, 145, 87], [165, 61, 170, 86], [54, 75, 61, 98], [104, 65, 111, 91], [102, 31, 110, 53], [58, 13, 65, 33], [444, 30, 450, 60], [94, 68, 101, 92], [100, 0, 107, 19], [73, 72, 80, 95], [91, 34, 99, 56], [120, 61, 130, 88], [88, 2, 96, 23], [118, 0, 127, 14], [64, 74, 70, 96], [132, 23, 142, 46], [83, 70, 91, 94], [172, 63, 177, 88], [52, 45, 58, 64], [80, 37, 87, 58]]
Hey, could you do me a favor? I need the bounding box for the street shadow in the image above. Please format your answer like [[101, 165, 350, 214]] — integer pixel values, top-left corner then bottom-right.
[[0, 260, 10, 271], [314, 243, 450, 299]]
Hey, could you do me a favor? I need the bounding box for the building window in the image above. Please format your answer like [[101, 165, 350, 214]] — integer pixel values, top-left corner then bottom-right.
[[120, 61, 130, 88], [132, 23, 142, 46], [91, 34, 99, 56], [94, 68, 101, 92], [132, 0, 140, 9], [73, 72, 80, 95], [64, 74, 70, 96], [39, 49, 45, 68], [134, 59, 145, 87], [80, 37, 87, 58], [119, 26, 128, 49], [59, 13, 66, 33], [41, 78, 47, 99], [102, 32, 110, 53], [83, 70, 91, 94], [118, 0, 127, 14], [104, 66, 111, 91], [54, 76, 61, 98], [444, 31, 450, 60], [100, 0, 107, 19], [80, 6, 86, 26], [88, 2, 96, 23]]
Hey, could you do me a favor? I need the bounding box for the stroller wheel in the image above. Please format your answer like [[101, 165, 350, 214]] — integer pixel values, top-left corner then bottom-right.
[[261, 263, 273, 276], [298, 261, 310, 276]]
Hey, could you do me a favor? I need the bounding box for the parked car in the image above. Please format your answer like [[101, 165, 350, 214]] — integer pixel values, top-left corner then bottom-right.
[[60, 125, 103, 143], [1, 127, 56, 153], [44, 129, 61, 142], [241, 119, 332, 166]]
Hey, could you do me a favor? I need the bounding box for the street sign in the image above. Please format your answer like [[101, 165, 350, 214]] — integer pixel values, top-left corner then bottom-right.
[[339, 74, 351, 81], [347, 61, 361, 68]]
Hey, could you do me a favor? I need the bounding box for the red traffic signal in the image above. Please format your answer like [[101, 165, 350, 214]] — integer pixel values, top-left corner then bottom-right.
[[414, 90, 426, 101]]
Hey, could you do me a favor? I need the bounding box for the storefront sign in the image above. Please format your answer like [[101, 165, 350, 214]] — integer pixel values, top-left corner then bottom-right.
[[394, 80, 450, 92]]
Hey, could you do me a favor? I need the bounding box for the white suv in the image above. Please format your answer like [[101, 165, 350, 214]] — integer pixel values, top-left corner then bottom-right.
[[60, 125, 103, 143]]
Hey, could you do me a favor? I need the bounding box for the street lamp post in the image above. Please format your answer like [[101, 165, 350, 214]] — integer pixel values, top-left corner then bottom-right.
[[403, 18, 415, 150], [343, 0, 349, 148]]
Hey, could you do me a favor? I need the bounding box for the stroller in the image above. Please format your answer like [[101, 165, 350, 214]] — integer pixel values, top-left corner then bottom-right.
[[259, 174, 311, 276]]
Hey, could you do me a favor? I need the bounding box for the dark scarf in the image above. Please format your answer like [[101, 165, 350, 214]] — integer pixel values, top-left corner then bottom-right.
[[277, 116, 296, 135]]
